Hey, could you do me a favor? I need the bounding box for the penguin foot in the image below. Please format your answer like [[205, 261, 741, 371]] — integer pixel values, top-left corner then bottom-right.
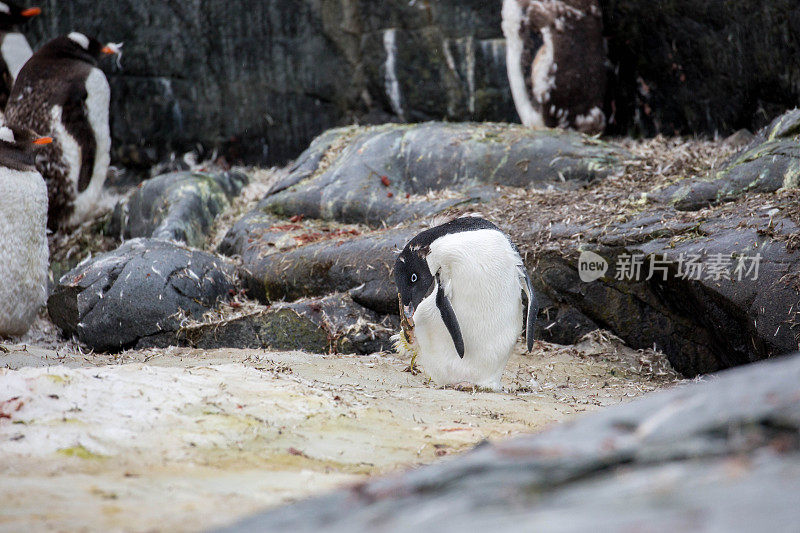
[[403, 354, 421, 374]]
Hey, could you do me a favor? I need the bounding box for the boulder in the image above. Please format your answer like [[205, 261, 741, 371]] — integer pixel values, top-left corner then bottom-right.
[[651, 109, 800, 210], [48, 239, 236, 351], [141, 294, 397, 354], [220, 353, 800, 533], [260, 122, 627, 226], [110, 170, 248, 247], [526, 196, 800, 377], [230, 223, 417, 315]]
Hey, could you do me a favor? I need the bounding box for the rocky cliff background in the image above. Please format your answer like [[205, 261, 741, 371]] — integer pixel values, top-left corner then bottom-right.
[[25, 1, 800, 165]]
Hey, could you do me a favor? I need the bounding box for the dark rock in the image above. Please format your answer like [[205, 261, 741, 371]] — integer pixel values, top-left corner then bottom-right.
[[217, 210, 287, 258], [220, 353, 800, 533], [260, 123, 627, 227], [602, 0, 800, 137], [27, 1, 514, 165], [141, 294, 397, 354], [651, 109, 800, 211], [109, 170, 248, 247], [530, 204, 800, 377], [48, 239, 235, 351], [218, 209, 414, 315], [233, 225, 417, 315], [535, 296, 601, 346]]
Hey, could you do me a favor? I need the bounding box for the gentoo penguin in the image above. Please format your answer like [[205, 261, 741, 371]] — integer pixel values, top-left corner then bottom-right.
[[502, 0, 606, 134], [0, 125, 51, 336], [0, 2, 39, 110], [394, 216, 538, 390], [5, 32, 121, 230]]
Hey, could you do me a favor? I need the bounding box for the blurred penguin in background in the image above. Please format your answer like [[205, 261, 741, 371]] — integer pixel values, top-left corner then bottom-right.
[[5, 31, 121, 230], [502, 0, 606, 134], [0, 1, 39, 110]]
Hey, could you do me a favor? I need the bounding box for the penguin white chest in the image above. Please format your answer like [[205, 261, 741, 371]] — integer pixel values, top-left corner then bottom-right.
[[69, 67, 112, 225], [50, 105, 81, 188], [413, 229, 525, 390], [0, 32, 33, 81], [0, 168, 49, 336]]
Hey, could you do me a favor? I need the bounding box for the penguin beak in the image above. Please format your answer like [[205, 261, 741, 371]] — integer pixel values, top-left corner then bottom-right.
[[33, 137, 53, 145], [402, 305, 415, 328], [397, 293, 415, 333], [21, 7, 41, 17], [101, 45, 119, 55]]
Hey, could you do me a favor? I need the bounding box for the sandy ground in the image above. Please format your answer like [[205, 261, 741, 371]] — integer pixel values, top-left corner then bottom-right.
[[0, 330, 680, 533]]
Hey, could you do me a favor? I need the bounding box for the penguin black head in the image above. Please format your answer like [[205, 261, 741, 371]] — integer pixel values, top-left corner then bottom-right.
[[0, 2, 40, 31], [37, 32, 121, 65], [396, 217, 502, 318], [394, 241, 435, 326], [0, 125, 51, 171]]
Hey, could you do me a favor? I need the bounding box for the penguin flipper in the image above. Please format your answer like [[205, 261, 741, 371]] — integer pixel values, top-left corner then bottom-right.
[[62, 81, 95, 192], [518, 264, 538, 352], [435, 272, 464, 358]]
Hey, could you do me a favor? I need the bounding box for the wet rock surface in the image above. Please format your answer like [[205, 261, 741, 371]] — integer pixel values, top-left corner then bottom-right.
[[47, 238, 236, 351], [110, 170, 249, 247], [222, 353, 800, 533], [212, 126, 800, 378], [142, 294, 397, 354], [261, 123, 627, 227]]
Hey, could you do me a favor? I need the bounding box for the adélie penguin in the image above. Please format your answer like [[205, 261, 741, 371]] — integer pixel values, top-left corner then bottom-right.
[[0, 1, 39, 110], [5, 31, 121, 230], [0, 125, 51, 337], [393, 216, 538, 391]]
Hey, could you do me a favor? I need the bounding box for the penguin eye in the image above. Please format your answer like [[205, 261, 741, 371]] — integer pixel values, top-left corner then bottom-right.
[[411, 273, 417, 283]]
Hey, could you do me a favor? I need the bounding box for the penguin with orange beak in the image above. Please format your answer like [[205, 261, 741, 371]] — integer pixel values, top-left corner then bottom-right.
[[5, 32, 122, 230], [0, 125, 51, 336], [0, 2, 40, 109]]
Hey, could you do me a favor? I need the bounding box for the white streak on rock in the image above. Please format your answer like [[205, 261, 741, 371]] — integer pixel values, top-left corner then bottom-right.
[[465, 36, 475, 115], [383, 29, 405, 120]]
